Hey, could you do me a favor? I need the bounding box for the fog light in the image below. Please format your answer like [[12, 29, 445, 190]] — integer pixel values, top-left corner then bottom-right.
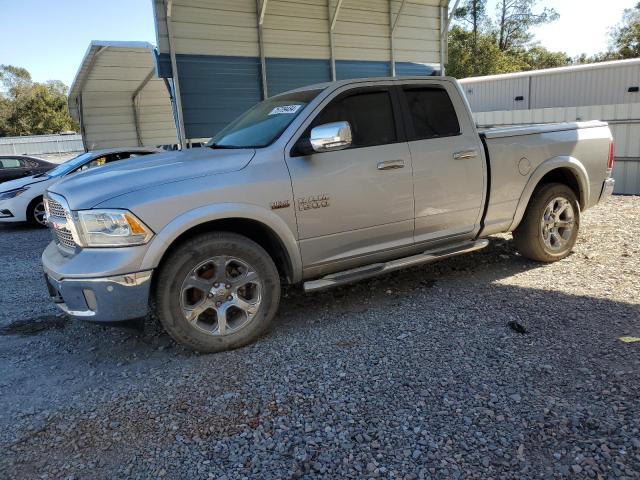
[[82, 289, 98, 312]]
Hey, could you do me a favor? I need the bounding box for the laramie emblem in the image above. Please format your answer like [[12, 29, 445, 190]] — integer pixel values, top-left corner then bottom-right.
[[270, 200, 290, 210], [298, 194, 330, 211]]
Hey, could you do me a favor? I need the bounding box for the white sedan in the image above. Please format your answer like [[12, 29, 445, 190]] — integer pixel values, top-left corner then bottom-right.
[[0, 147, 160, 226]]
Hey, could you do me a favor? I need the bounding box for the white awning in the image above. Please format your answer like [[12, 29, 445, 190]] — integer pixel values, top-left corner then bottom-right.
[[69, 41, 178, 150]]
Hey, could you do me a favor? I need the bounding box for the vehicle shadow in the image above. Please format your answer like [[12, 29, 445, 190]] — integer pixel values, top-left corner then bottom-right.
[[0, 222, 43, 232], [270, 235, 639, 365]]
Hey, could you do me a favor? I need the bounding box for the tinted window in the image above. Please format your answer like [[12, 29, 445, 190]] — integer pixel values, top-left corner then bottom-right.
[[403, 87, 460, 140], [1, 158, 22, 168], [312, 90, 397, 149]]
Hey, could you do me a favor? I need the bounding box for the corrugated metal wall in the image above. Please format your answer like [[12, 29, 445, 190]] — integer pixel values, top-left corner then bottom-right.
[[530, 63, 640, 109], [461, 77, 530, 112], [0, 134, 83, 156], [473, 104, 640, 195], [461, 59, 640, 113], [154, 0, 444, 139]]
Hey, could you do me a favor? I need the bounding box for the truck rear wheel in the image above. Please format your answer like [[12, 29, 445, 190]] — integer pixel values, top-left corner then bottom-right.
[[513, 183, 580, 263], [154, 232, 281, 353]]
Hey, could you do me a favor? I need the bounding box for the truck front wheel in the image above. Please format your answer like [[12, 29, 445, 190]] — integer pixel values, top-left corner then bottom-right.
[[154, 232, 281, 353], [513, 183, 580, 263]]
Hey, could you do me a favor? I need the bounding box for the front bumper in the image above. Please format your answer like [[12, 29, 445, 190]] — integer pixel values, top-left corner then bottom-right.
[[44, 271, 152, 322], [599, 177, 615, 203], [42, 241, 153, 322]]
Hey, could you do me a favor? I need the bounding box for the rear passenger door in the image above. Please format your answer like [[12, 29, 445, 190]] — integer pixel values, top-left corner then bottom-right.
[[398, 82, 486, 243], [286, 85, 414, 274]]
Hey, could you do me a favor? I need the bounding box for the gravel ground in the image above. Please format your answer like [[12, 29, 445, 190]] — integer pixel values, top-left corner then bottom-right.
[[1, 196, 639, 479]]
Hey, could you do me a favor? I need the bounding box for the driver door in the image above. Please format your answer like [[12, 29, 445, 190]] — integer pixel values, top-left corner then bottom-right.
[[285, 85, 414, 276]]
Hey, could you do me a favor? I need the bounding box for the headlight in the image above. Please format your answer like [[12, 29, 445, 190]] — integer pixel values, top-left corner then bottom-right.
[[0, 187, 28, 201], [76, 209, 153, 247]]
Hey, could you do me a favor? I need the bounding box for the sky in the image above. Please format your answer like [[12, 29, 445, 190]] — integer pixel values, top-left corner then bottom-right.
[[0, 0, 637, 87], [486, 0, 635, 57]]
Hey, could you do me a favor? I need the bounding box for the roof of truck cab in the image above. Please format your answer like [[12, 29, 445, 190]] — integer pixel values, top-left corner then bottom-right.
[[285, 76, 456, 94]]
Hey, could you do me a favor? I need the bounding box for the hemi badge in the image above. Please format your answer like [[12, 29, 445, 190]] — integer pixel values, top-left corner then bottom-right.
[[270, 200, 290, 210]]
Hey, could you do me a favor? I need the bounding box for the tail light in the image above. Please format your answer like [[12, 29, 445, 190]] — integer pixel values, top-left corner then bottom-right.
[[608, 141, 615, 170]]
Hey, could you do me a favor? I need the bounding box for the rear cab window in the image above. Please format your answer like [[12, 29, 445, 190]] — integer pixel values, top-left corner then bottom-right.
[[401, 86, 461, 141]]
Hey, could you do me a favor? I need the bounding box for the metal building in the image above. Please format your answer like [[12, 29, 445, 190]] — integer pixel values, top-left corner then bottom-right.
[[68, 41, 178, 150], [152, 0, 453, 144], [460, 60, 640, 195], [460, 59, 640, 113]]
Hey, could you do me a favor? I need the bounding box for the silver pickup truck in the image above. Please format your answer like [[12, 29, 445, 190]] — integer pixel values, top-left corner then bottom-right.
[[42, 77, 615, 352]]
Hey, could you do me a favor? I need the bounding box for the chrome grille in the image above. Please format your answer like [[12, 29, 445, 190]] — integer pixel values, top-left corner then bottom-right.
[[46, 197, 67, 219], [45, 194, 77, 250], [55, 227, 76, 249]]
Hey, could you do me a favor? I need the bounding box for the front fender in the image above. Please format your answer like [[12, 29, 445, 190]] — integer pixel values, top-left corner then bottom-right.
[[140, 202, 303, 283], [509, 156, 589, 232]]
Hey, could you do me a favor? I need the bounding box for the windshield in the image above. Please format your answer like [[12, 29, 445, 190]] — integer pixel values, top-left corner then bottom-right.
[[46, 152, 95, 177], [208, 89, 322, 149]]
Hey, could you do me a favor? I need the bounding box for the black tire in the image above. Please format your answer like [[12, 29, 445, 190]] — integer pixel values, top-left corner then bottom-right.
[[27, 196, 47, 228], [154, 232, 281, 353], [513, 183, 580, 263]]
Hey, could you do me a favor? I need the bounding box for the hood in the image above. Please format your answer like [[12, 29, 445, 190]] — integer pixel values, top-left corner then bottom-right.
[[48, 148, 256, 210], [0, 174, 50, 192]]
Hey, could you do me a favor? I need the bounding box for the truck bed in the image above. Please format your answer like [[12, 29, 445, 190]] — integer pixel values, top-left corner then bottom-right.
[[478, 120, 612, 236], [479, 120, 607, 139]]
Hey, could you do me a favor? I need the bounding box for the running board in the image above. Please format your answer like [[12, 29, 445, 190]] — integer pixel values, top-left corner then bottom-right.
[[303, 239, 490, 292]]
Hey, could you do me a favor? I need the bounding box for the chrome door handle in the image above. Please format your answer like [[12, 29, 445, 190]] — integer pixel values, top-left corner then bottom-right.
[[453, 150, 478, 160], [377, 159, 405, 170]]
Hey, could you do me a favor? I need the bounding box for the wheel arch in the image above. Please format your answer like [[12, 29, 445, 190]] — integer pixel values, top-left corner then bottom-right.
[[509, 156, 588, 232], [141, 203, 302, 284], [26, 194, 45, 225]]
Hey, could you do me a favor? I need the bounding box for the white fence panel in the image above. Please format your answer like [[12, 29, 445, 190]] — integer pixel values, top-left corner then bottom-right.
[[0, 134, 83, 156]]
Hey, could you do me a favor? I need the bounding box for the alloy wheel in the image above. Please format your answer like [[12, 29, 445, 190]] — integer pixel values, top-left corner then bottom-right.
[[179, 256, 263, 336], [540, 196, 575, 251]]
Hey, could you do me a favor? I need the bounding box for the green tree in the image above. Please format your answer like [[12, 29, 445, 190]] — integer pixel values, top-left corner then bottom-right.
[[447, 26, 525, 78], [454, 0, 488, 44], [496, 0, 559, 51], [0, 65, 77, 137], [609, 2, 640, 59], [518, 46, 571, 70], [0, 64, 31, 94]]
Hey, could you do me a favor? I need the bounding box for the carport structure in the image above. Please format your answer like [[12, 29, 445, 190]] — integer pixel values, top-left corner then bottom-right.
[[152, 0, 456, 146], [69, 41, 178, 151]]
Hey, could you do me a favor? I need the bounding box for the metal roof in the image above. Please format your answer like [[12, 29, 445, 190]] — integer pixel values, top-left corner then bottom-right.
[[68, 41, 157, 107], [68, 41, 178, 150]]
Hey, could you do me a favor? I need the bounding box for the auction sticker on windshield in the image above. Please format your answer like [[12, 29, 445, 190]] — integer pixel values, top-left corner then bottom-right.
[[269, 105, 302, 115]]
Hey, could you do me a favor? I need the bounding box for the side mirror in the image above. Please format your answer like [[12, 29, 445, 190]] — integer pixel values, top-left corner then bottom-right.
[[310, 121, 352, 153]]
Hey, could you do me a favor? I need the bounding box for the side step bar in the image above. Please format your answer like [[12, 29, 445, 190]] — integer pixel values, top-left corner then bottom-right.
[[303, 239, 490, 292]]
